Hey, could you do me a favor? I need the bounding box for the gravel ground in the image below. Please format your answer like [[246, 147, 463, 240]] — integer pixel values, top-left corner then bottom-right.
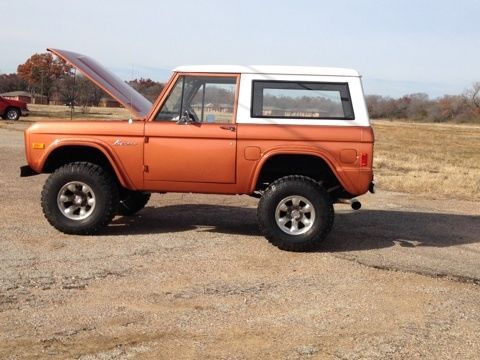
[[0, 123, 479, 359]]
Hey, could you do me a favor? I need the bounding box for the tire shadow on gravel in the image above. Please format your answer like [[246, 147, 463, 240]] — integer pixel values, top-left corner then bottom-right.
[[104, 204, 260, 237], [103, 205, 479, 252], [322, 210, 480, 252]]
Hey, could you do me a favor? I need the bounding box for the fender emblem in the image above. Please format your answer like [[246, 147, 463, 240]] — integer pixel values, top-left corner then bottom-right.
[[113, 139, 138, 146]]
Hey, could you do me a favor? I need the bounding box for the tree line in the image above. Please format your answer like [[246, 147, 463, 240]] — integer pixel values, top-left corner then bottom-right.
[[1, 52, 479, 123], [366, 85, 480, 123], [263, 94, 344, 117]]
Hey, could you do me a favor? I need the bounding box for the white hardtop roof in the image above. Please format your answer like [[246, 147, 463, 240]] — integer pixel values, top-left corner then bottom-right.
[[173, 65, 360, 77]]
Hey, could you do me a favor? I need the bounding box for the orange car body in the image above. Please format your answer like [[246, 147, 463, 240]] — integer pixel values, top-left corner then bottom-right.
[[22, 49, 374, 201]]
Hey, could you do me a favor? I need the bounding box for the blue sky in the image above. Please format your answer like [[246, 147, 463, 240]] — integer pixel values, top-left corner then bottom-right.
[[2, 0, 479, 97]]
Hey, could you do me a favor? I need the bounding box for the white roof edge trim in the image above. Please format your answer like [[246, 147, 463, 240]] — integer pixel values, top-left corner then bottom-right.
[[173, 65, 360, 77], [235, 118, 371, 126]]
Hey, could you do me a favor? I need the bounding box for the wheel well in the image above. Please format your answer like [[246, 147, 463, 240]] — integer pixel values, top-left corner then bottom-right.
[[43, 146, 116, 178], [256, 154, 345, 195], [5, 106, 19, 114]]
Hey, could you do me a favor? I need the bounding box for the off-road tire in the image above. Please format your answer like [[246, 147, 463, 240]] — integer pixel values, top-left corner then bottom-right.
[[117, 190, 151, 216], [257, 175, 334, 252], [41, 162, 119, 234]]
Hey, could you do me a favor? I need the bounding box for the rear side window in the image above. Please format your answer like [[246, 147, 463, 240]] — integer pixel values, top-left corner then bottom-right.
[[251, 80, 354, 120]]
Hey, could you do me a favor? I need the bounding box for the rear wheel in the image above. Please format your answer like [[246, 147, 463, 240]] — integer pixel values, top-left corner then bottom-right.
[[118, 190, 151, 216], [257, 175, 334, 251], [41, 162, 118, 234]]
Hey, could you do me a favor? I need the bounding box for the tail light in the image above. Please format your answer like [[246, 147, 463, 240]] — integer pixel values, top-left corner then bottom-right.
[[359, 153, 368, 167]]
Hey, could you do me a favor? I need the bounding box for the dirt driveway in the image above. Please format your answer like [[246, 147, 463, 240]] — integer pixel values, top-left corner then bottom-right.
[[0, 124, 479, 359]]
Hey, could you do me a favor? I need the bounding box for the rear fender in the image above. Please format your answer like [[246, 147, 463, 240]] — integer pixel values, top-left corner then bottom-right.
[[249, 146, 355, 193]]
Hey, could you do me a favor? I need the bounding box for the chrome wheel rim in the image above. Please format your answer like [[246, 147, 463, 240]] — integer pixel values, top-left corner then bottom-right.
[[57, 181, 96, 220], [6, 110, 18, 120], [275, 195, 315, 235]]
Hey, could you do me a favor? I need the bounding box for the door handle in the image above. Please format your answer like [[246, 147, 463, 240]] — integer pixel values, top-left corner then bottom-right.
[[220, 125, 236, 132]]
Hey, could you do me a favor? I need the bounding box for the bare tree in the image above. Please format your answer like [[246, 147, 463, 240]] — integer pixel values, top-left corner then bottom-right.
[[463, 82, 480, 110]]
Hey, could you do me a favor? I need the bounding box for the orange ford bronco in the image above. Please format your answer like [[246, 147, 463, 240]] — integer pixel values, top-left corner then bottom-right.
[[21, 48, 374, 251]]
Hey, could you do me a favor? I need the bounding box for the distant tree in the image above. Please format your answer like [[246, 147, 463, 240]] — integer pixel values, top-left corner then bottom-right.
[[17, 53, 72, 102], [428, 95, 465, 122], [365, 89, 480, 123], [365, 95, 384, 118], [128, 78, 164, 102], [75, 75, 105, 110], [463, 82, 480, 110], [0, 73, 28, 93], [54, 72, 75, 105], [55, 73, 106, 109], [405, 93, 430, 119]]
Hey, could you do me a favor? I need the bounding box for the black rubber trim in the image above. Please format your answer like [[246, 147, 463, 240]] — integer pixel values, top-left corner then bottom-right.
[[20, 165, 38, 177]]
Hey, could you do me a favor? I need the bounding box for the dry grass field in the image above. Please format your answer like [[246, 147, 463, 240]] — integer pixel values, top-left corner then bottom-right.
[[26, 104, 131, 121], [373, 120, 480, 201], [19, 105, 480, 201]]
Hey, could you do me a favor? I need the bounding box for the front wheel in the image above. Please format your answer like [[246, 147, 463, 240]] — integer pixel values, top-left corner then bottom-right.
[[5, 108, 20, 120], [41, 162, 119, 234], [257, 175, 334, 252]]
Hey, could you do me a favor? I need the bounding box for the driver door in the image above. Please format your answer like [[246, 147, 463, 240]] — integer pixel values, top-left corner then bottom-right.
[[144, 74, 239, 188]]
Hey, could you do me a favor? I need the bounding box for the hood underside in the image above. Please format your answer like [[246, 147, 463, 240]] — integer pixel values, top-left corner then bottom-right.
[[48, 48, 153, 118]]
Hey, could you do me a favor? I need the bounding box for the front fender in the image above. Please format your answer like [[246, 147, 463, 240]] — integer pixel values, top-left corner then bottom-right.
[[37, 138, 135, 189]]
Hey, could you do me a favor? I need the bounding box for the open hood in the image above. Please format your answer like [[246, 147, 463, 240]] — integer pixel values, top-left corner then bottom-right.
[[48, 48, 153, 118]]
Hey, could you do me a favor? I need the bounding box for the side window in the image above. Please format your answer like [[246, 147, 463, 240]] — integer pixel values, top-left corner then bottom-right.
[[156, 75, 237, 123], [251, 81, 354, 120], [155, 77, 185, 121]]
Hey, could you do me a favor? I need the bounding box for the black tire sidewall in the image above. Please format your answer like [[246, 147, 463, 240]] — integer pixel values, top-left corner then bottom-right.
[[42, 163, 116, 234], [258, 176, 333, 251], [6, 108, 20, 120]]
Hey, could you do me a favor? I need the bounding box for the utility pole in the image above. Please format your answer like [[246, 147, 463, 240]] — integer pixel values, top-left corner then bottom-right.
[[70, 69, 76, 120]]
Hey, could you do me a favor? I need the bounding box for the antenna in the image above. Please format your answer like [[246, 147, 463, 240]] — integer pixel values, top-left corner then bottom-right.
[[130, 63, 134, 121]]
